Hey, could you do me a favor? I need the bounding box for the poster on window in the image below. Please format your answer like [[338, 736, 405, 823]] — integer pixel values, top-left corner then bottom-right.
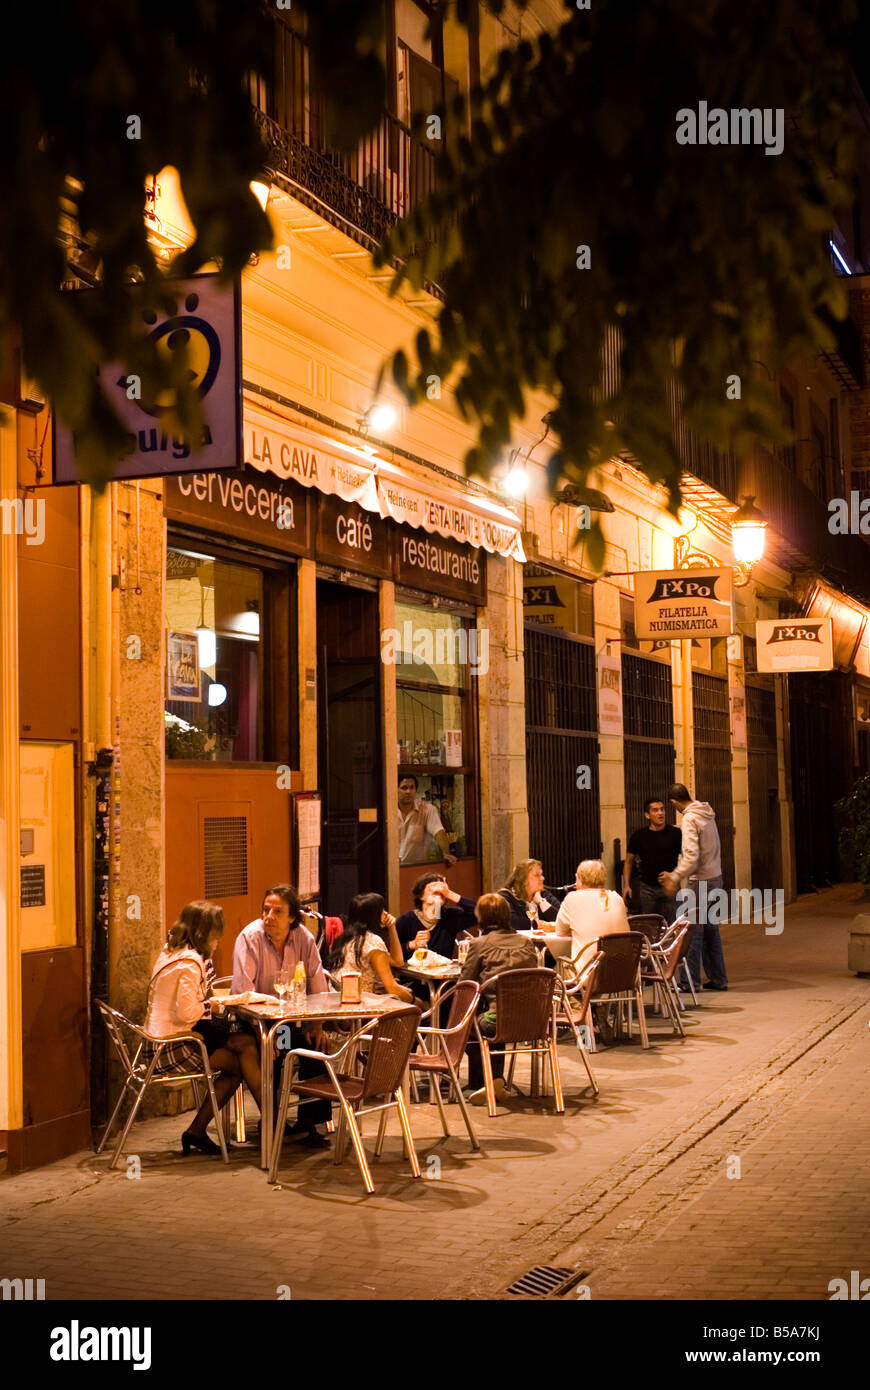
[[445, 730, 463, 767], [167, 631, 200, 701], [597, 653, 624, 736]]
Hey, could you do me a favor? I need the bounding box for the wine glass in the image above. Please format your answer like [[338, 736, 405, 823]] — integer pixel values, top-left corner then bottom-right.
[[274, 970, 289, 1008]]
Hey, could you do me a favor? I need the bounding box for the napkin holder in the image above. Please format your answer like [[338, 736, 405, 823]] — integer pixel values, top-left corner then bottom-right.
[[341, 971, 361, 1004]]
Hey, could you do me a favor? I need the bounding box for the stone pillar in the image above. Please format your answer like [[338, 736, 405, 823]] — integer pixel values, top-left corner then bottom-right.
[[594, 582, 625, 882], [296, 559, 318, 789], [112, 482, 166, 1026], [379, 579, 399, 915], [728, 644, 751, 890], [480, 554, 527, 892]]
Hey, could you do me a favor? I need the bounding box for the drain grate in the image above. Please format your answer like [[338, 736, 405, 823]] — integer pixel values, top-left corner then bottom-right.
[[506, 1265, 586, 1298]]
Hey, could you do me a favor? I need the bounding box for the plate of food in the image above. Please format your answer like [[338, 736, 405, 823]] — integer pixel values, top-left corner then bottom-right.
[[409, 948, 459, 974]]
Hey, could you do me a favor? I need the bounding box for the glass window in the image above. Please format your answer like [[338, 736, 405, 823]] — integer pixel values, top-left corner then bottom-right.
[[395, 600, 476, 863], [165, 547, 263, 761]]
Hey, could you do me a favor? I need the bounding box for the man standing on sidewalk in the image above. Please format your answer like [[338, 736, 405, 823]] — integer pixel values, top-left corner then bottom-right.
[[658, 783, 728, 992], [623, 797, 682, 925]]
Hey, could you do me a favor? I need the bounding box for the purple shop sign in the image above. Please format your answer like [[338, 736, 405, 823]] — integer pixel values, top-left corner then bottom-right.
[[53, 274, 241, 483]]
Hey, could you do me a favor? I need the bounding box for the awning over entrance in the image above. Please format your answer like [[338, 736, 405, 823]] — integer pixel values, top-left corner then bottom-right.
[[244, 404, 380, 509], [243, 400, 525, 561]]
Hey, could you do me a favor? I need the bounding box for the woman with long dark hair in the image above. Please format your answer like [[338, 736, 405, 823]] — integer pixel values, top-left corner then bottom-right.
[[328, 893, 414, 1001], [144, 901, 263, 1155]]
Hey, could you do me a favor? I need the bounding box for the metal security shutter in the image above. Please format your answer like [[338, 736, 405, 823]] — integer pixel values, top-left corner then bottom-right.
[[622, 653, 676, 844], [747, 680, 780, 890], [525, 627, 600, 889], [692, 671, 734, 889]]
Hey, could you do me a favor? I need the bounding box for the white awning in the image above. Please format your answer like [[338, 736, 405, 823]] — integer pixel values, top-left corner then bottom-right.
[[374, 458, 525, 560], [244, 404, 380, 510], [242, 402, 526, 561]]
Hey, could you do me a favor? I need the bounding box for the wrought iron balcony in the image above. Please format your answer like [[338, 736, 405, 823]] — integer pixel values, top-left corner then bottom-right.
[[252, 25, 438, 253]]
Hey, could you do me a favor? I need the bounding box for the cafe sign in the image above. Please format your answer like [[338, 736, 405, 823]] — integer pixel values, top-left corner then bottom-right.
[[634, 567, 734, 641], [55, 275, 241, 483], [755, 618, 834, 672]]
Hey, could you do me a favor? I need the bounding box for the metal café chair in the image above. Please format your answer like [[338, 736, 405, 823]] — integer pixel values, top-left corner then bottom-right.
[[655, 916, 697, 1005], [587, 932, 650, 1048], [552, 953, 602, 1094], [628, 913, 669, 946], [474, 968, 564, 1118], [269, 1006, 422, 1194], [94, 999, 229, 1169], [640, 923, 690, 1037], [408, 980, 481, 1151]]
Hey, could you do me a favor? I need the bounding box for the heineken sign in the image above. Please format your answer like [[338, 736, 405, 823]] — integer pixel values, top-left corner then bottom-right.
[[755, 618, 834, 672], [634, 567, 734, 640]]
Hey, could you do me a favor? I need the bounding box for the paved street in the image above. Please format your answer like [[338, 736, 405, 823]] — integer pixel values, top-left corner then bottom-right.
[[1, 886, 868, 1302]]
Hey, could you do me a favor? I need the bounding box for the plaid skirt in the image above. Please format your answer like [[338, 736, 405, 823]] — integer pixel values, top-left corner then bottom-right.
[[140, 1018, 230, 1076]]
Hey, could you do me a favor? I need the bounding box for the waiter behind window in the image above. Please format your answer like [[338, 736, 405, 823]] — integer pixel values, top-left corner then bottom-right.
[[398, 774, 456, 867]]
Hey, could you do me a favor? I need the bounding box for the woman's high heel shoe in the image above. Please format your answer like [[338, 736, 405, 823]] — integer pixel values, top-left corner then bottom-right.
[[181, 1129, 221, 1156]]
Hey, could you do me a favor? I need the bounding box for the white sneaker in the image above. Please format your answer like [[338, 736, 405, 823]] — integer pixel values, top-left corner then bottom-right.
[[468, 1077, 506, 1106]]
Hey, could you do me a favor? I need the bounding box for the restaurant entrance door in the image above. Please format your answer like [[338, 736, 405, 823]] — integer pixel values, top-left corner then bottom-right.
[[316, 580, 385, 914]]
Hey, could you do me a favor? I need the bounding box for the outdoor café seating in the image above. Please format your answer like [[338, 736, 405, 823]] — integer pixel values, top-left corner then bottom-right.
[[269, 1005, 422, 1194], [94, 999, 229, 1169], [474, 967, 564, 1117], [408, 979, 481, 1150]]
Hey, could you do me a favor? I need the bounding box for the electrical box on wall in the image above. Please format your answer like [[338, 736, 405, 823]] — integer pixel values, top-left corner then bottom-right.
[[19, 741, 76, 951]]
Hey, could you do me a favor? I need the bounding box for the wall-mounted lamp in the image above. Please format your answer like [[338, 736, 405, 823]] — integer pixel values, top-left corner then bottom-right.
[[361, 402, 398, 436], [730, 495, 767, 579]]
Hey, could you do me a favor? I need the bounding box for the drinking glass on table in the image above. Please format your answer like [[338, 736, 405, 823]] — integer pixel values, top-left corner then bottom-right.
[[274, 969, 290, 1006]]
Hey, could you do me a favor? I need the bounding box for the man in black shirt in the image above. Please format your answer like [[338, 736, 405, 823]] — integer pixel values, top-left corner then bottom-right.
[[623, 798, 682, 924]]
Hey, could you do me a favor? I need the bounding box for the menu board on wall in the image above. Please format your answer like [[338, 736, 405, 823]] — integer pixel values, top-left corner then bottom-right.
[[293, 792, 322, 900]]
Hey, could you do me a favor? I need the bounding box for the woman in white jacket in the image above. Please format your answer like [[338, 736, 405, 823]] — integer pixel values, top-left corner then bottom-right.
[[144, 901, 262, 1155]]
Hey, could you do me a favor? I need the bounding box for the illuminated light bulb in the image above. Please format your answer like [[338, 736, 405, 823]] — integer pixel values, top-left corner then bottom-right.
[[731, 496, 767, 567], [503, 466, 529, 498], [208, 683, 228, 708], [367, 402, 397, 433], [196, 626, 216, 670], [250, 179, 271, 212]]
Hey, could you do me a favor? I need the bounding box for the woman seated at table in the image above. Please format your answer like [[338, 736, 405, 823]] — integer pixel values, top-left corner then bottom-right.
[[554, 858, 630, 960], [396, 873, 477, 961], [144, 901, 262, 1156], [499, 860, 561, 932], [459, 892, 539, 1105], [328, 893, 415, 1002]]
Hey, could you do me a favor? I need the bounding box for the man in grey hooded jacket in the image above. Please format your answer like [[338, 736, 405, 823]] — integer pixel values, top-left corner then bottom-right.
[[659, 783, 728, 991]]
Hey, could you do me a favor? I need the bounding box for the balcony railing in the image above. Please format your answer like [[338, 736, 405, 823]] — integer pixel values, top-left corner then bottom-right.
[[253, 24, 438, 250]]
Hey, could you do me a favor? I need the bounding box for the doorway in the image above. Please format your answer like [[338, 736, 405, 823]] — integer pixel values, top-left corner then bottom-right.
[[316, 580, 385, 913]]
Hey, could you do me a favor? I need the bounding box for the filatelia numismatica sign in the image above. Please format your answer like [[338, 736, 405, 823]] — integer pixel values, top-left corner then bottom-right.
[[634, 567, 734, 641]]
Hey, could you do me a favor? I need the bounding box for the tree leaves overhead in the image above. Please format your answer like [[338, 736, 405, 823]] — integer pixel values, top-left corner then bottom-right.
[[379, 0, 861, 514], [0, 0, 388, 485], [0, 0, 862, 513]]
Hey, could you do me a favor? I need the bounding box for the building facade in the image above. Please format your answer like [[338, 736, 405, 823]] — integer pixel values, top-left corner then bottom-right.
[[4, 0, 870, 1169]]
